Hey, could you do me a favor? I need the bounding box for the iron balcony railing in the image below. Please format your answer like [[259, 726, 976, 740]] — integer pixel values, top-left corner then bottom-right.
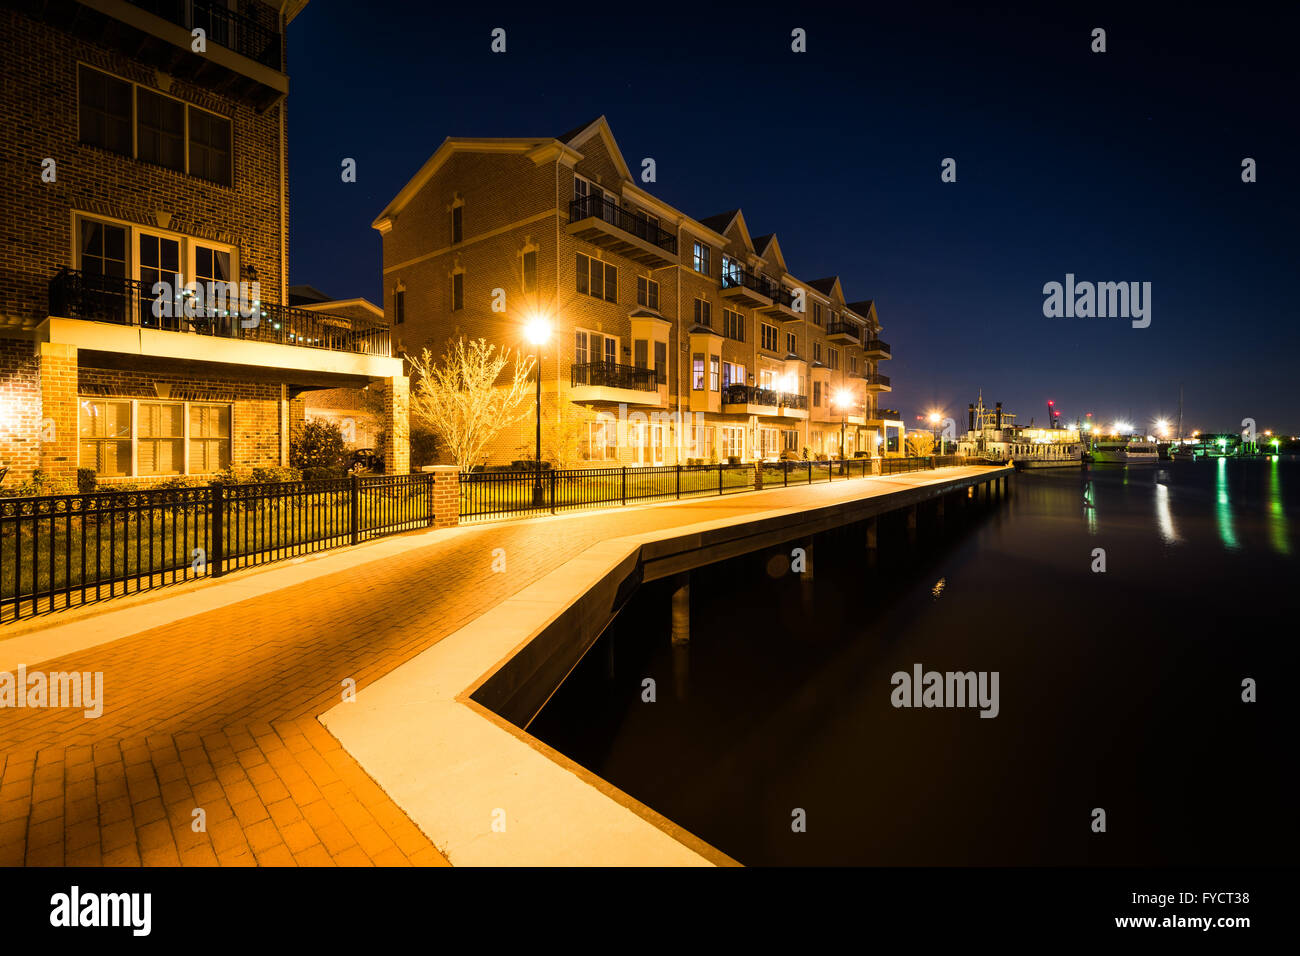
[[49, 268, 391, 357], [827, 321, 862, 341], [863, 371, 892, 387], [779, 392, 809, 410], [877, 408, 902, 419], [863, 336, 891, 353], [126, 0, 282, 69], [721, 265, 784, 301], [568, 195, 678, 253], [723, 384, 779, 406], [570, 361, 659, 392]]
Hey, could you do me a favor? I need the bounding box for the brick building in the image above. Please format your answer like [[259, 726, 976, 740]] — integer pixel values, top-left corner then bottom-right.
[[372, 116, 902, 468], [0, 0, 408, 488]]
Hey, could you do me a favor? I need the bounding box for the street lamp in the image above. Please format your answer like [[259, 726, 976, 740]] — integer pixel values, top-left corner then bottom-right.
[[524, 314, 552, 505], [928, 411, 942, 455], [833, 388, 851, 473]]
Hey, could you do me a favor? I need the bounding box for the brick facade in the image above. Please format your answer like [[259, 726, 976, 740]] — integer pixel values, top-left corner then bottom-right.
[[375, 117, 894, 469], [0, 3, 410, 487]]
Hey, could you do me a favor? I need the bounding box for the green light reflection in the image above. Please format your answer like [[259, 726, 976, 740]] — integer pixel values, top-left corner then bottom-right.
[[1215, 458, 1239, 551]]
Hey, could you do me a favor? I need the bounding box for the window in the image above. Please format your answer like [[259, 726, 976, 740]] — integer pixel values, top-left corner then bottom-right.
[[813, 342, 822, 363], [829, 348, 839, 370], [849, 354, 857, 373], [723, 308, 744, 341], [760, 427, 779, 460], [138, 402, 184, 476], [136, 88, 185, 172], [721, 426, 744, 459], [451, 272, 464, 311], [760, 323, 778, 351], [813, 382, 822, 407], [78, 65, 132, 156], [451, 206, 463, 243], [189, 404, 231, 473], [585, 420, 618, 460], [575, 330, 588, 365], [139, 233, 181, 324], [721, 362, 745, 390], [782, 429, 799, 452], [654, 341, 667, 384], [813, 302, 823, 326], [79, 400, 131, 477], [576, 253, 616, 303], [690, 424, 715, 459], [722, 255, 743, 286], [79, 66, 233, 184], [709, 355, 720, 391], [188, 107, 232, 186], [637, 276, 659, 310], [393, 288, 405, 325], [634, 339, 648, 368], [786, 331, 797, 355], [522, 251, 536, 294], [79, 220, 127, 277], [693, 353, 704, 390], [693, 298, 711, 327], [604, 337, 616, 364], [692, 241, 711, 275]]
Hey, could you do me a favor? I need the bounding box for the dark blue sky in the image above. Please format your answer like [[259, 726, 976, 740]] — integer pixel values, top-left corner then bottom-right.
[[287, 1, 1299, 433]]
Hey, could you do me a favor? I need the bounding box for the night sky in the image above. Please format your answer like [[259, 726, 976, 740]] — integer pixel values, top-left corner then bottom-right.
[[286, 1, 1299, 434]]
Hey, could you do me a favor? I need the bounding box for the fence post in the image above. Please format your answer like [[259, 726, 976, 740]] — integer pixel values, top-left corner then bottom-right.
[[210, 483, 225, 577], [718, 463, 723, 496], [550, 470, 557, 515], [621, 466, 627, 506], [425, 472, 435, 526], [676, 464, 681, 499], [350, 473, 360, 545]]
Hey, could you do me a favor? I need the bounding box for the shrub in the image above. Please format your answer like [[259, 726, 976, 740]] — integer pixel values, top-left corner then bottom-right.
[[250, 466, 302, 484], [77, 468, 98, 494], [302, 466, 348, 480], [291, 419, 347, 471], [409, 426, 439, 468], [9, 469, 77, 498]]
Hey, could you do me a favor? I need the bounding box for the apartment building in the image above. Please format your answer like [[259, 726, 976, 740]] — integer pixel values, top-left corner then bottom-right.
[[0, 0, 408, 487], [372, 115, 901, 468]]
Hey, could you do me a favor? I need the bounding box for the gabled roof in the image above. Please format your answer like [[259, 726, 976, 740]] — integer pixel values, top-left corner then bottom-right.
[[846, 299, 877, 322], [807, 277, 840, 296], [557, 117, 603, 144], [288, 284, 333, 305], [698, 209, 740, 234], [751, 233, 789, 273], [558, 114, 633, 182]]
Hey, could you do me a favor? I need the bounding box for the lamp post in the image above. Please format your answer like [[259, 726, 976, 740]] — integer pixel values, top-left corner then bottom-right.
[[928, 411, 942, 456], [525, 314, 552, 505], [834, 388, 851, 473]]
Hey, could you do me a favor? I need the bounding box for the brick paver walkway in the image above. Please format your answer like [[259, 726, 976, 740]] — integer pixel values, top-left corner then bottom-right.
[[0, 470, 991, 866]]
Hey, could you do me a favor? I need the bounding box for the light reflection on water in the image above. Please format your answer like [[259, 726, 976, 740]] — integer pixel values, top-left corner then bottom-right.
[[530, 459, 1297, 866]]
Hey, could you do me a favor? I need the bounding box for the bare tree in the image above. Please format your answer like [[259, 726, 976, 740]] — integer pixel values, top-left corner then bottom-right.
[[906, 432, 936, 457], [407, 337, 536, 471]]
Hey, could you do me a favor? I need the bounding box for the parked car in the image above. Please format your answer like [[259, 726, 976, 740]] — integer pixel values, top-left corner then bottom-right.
[[350, 448, 382, 471]]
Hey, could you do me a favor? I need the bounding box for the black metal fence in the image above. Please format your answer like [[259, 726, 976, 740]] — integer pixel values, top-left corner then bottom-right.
[[0, 474, 434, 621], [460, 456, 956, 521]]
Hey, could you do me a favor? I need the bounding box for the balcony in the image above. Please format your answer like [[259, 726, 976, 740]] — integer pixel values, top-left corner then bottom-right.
[[719, 267, 776, 308], [863, 371, 892, 392], [566, 196, 678, 267], [42, 0, 289, 111], [722, 383, 779, 415], [863, 337, 891, 359], [827, 321, 861, 344], [760, 285, 802, 321], [570, 361, 662, 405], [43, 268, 399, 383], [777, 391, 809, 419]]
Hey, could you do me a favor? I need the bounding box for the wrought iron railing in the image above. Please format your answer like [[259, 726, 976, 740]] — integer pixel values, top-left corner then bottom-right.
[[568, 195, 677, 253], [126, 0, 281, 69], [48, 268, 391, 357], [863, 371, 891, 387], [827, 321, 862, 341], [723, 384, 779, 406], [570, 361, 659, 392], [863, 337, 891, 354], [721, 265, 780, 300]]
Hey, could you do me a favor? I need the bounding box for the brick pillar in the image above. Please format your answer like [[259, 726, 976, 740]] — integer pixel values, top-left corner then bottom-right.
[[381, 374, 410, 474], [424, 464, 459, 528], [38, 342, 78, 482]]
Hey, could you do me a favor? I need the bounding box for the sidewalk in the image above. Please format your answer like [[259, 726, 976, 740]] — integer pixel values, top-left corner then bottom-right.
[[0, 467, 999, 866]]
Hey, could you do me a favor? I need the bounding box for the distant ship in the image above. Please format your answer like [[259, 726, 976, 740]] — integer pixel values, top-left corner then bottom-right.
[[1090, 438, 1159, 463], [956, 396, 1084, 469]]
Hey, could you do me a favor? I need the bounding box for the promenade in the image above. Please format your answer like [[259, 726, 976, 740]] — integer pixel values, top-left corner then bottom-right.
[[0, 465, 1006, 867]]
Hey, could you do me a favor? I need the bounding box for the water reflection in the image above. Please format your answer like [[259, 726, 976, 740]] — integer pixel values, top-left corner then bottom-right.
[[1215, 458, 1239, 550], [1154, 480, 1179, 544], [1268, 457, 1290, 555]]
